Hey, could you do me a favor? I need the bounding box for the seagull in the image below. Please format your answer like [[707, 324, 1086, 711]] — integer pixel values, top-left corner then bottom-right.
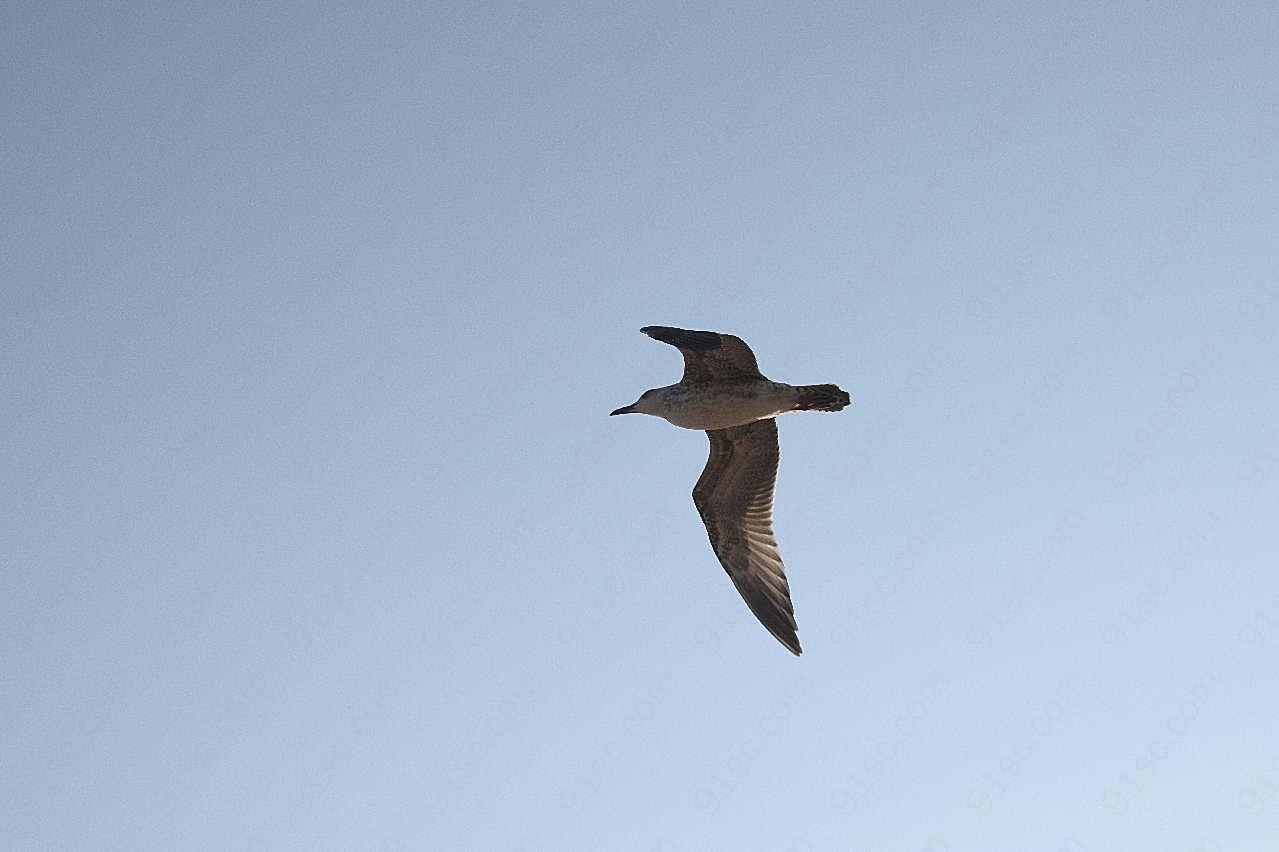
[[611, 326, 851, 655]]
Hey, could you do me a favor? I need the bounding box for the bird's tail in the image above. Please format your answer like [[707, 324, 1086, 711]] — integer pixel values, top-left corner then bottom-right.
[[793, 384, 851, 412]]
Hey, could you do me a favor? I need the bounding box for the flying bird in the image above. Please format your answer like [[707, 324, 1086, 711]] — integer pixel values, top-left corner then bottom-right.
[[611, 326, 851, 655]]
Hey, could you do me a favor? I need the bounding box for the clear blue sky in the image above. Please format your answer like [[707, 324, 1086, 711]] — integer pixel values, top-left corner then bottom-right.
[[5, 2, 1279, 850]]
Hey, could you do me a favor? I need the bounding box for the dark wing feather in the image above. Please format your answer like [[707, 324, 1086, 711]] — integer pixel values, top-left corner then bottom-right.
[[641, 326, 765, 383], [691, 418, 800, 654]]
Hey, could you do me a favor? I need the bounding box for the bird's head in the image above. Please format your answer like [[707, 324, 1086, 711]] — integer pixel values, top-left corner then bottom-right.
[[610, 388, 659, 417]]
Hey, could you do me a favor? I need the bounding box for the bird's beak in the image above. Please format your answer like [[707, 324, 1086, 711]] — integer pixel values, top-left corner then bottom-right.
[[610, 404, 636, 416]]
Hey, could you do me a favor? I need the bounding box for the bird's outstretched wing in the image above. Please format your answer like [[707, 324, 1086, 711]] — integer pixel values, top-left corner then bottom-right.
[[692, 417, 800, 655], [641, 326, 765, 384]]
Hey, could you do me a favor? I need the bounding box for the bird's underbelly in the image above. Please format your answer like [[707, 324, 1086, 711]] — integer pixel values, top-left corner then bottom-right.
[[660, 385, 796, 430]]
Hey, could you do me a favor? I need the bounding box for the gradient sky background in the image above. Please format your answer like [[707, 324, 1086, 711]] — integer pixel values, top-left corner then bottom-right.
[[5, 2, 1279, 850]]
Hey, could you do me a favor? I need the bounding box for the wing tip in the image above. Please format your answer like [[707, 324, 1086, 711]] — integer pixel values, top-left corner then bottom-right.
[[742, 580, 804, 656], [757, 607, 803, 655], [778, 632, 803, 655], [641, 326, 722, 350]]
